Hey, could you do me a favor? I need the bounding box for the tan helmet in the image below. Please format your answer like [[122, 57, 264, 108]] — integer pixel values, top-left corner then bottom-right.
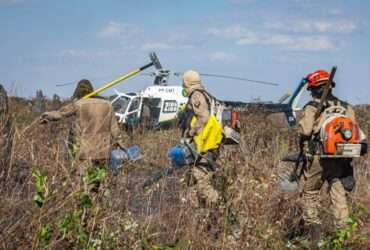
[[182, 70, 202, 88]]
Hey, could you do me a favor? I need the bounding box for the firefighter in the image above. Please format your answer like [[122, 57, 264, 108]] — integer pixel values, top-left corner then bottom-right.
[[40, 79, 125, 174], [182, 70, 222, 208], [298, 69, 367, 243]]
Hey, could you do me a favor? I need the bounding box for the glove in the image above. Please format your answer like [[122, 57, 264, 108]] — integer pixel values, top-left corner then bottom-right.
[[180, 138, 191, 145], [39, 113, 50, 124], [114, 141, 126, 150], [188, 129, 196, 137]]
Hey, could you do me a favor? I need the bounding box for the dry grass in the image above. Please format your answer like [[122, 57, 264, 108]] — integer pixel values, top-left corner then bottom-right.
[[1, 97, 370, 249]]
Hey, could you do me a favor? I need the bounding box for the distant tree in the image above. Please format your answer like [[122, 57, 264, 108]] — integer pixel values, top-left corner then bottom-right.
[[52, 94, 62, 109], [33, 89, 46, 113]]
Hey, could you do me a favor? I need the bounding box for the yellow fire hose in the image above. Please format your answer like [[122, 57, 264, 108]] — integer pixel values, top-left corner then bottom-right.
[[82, 52, 161, 99], [82, 62, 154, 99]]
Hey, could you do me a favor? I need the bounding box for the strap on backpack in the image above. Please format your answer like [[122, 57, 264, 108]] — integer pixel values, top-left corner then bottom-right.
[[188, 89, 215, 114]]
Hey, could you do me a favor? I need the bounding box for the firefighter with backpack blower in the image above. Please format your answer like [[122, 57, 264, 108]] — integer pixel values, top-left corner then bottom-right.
[[297, 67, 368, 244]]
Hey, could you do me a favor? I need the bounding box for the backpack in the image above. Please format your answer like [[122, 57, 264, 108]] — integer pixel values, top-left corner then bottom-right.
[[189, 89, 241, 145], [314, 100, 363, 158]]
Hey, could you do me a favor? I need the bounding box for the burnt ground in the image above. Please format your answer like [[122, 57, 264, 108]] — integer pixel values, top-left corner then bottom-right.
[[1, 98, 370, 249]]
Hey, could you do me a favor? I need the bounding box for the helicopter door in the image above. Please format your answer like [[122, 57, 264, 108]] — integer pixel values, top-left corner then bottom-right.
[[141, 97, 162, 127], [126, 97, 141, 126], [140, 97, 159, 127], [151, 98, 162, 126], [112, 95, 131, 123]]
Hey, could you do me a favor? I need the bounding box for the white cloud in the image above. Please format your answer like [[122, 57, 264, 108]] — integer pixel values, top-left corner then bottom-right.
[[141, 42, 173, 50], [99, 23, 195, 52], [209, 24, 336, 51], [233, 31, 260, 45], [207, 25, 245, 39], [208, 52, 237, 62], [265, 35, 332, 50], [60, 49, 78, 57], [98, 21, 139, 39], [288, 36, 335, 51], [329, 8, 343, 15], [0, 0, 23, 4], [237, 34, 294, 46], [335, 21, 357, 33], [141, 42, 193, 51], [238, 33, 334, 51], [229, 0, 255, 5], [265, 20, 357, 34], [267, 34, 294, 45], [304, 20, 356, 33], [59, 49, 113, 60]]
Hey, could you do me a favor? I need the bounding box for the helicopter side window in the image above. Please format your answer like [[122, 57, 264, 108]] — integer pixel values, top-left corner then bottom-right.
[[112, 96, 130, 113], [129, 97, 140, 112], [163, 100, 178, 113]]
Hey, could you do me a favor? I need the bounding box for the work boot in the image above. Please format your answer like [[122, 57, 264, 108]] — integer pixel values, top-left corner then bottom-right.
[[308, 223, 322, 248], [206, 209, 222, 239]]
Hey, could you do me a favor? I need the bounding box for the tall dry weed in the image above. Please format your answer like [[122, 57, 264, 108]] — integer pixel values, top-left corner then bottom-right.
[[0, 98, 369, 249]]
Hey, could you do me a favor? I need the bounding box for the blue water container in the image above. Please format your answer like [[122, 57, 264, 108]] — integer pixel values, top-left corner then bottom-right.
[[109, 145, 142, 171], [168, 144, 194, 167], [126, 145, 141, 161], [110, 149, 128, 171]]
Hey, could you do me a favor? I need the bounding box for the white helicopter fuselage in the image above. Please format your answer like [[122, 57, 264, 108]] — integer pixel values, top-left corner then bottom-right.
[[111, 85, 188, 127], [110, 77, 307, 129]]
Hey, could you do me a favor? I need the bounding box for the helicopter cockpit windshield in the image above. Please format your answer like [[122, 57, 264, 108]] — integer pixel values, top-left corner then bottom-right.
[[112, 95, 130, 113]]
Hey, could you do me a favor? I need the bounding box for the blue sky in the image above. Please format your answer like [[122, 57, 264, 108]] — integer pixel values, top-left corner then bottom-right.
[[1, 0, 369, 103]]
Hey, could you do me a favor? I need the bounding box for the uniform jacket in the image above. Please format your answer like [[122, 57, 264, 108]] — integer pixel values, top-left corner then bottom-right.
[[43, 98, 123, 160], [187, 87, 211, 136]]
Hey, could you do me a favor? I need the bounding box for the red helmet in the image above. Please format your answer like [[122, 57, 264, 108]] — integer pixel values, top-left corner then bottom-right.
[[306, 69, 334, 89]]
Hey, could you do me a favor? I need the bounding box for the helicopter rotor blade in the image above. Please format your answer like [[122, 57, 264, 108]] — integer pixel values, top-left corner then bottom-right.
[[149, 52, 162, 70], [140, 72, 156, 76], [200, 73, 279, 86], [56, 81, 77, 87]]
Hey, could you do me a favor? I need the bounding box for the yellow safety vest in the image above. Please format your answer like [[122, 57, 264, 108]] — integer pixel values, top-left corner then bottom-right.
[[191, 115, 224, 153]]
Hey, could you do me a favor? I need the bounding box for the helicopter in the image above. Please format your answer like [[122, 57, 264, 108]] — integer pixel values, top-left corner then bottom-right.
[[109, 52, 307, 130], [55, 52, 307, 129], [111, 84, 188, 129]]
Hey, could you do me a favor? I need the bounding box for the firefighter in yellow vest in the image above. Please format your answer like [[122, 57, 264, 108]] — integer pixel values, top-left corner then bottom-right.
[[182, 70, 223, 207], [298, 70, 367, 243]]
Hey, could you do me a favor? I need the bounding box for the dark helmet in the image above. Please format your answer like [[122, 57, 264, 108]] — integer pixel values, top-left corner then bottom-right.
[[72, 79, 93, 100]]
